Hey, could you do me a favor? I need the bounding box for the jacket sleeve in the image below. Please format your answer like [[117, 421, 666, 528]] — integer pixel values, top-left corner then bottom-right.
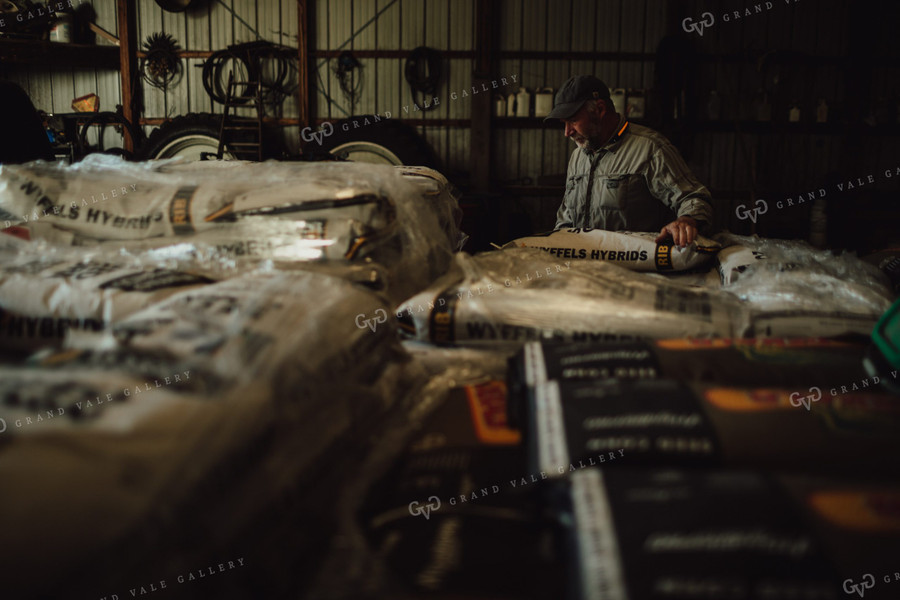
[[554, 150, 579, 230], [645, 142, 714, 233]]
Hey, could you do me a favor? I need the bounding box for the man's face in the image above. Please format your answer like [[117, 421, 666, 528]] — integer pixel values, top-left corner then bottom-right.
[[563, 100, 605, 148]]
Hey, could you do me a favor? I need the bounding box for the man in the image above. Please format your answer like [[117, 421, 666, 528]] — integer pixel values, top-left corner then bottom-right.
[[547, 75, 713, 247]]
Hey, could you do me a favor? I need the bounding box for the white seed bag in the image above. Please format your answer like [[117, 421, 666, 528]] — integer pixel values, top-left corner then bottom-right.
[[396, 248, 740, 347], [713, 232, 894, 338], [504, 228, 721, 272], [395, 165, 465, 251], [0, 246, 215, 353], [0, 157, 394, 239], [1, 156, 457, 304], [104, 269, 402, 386]]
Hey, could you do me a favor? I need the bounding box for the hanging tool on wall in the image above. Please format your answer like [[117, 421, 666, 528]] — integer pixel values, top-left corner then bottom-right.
[[405, 46, 442, 111], [333, 50, 362, 106], [201, 41, 297, 108], [141, 32, 183, 90]]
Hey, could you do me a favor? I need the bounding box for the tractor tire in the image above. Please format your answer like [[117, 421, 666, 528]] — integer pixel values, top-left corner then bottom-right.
[[138, 113, 279, 161], [317, 115, 440, 169]]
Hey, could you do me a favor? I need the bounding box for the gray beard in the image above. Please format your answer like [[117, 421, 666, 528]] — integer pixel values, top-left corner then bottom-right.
[[582, 137, 605, 153]]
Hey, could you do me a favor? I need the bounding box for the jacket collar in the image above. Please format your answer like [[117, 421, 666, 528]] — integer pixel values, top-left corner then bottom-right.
[[581, 114, 630, 156]]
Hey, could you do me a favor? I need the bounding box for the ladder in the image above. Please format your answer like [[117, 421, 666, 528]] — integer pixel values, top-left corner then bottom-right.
[[217, 70, 264, 161]]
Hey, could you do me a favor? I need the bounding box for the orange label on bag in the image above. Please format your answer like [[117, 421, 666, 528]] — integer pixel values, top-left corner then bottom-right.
[[809, 491, 900, 533], [656, 338, 851, 350], [465, 380, 521, 445], [703, 388, 803, 412]]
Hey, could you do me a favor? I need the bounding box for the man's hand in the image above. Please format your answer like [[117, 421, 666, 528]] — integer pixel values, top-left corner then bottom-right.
[[655, 216, 698, 248]]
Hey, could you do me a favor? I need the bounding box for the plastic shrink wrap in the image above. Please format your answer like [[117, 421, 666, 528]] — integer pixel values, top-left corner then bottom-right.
[[0, 241, 215, 355], [713, 233, 895, 337], [94, 269, 403, 390], [397, 248, 742, 347], [0, 367, 273, 599], [0, 267, 412, 599], [0, 156, 460, 304]]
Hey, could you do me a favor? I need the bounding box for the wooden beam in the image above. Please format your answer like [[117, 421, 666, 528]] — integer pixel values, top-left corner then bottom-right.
[[497, 50, 654, 61], [117, 0, 140, 153], [142, 117, 473, 128], [471, 0, 496, 192], [298, 0, 310, 131], [89, 23, 119, 46], [0, 40, 119, 68], [312, 50, 475, 59]]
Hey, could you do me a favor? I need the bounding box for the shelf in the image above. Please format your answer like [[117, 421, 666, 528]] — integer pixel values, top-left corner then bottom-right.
[[0, 39, 119, 69], [501, 185, 563, 194], [498, 51, 656, 62], [493, 118, 900, 137], [693, 121, 900, 136], [696, 121, 843, 134], [494, 117, 556, 128], [493, 117, 653, 129]]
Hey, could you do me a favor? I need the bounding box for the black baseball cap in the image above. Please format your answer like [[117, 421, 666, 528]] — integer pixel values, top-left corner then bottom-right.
[[545, 75, 613, 121]]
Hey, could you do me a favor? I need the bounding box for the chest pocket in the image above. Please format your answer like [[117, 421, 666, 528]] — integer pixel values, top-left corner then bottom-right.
[[595, 174, 629, 210], [564, 173, 589, 218]]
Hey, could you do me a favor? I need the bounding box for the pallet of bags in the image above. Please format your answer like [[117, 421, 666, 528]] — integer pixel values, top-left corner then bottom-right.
[[505, 337, 874, 427], [0, 155, 460, 304], [0, 365, 273, 600], [522, 377, 900, 479], [713, 232, 895, 337], [0, 239, 220, 357], [349, 380, 564, 599], [552, 467, 900, 600], [0, 267, 412, 599], [396, 248, 743, 348]]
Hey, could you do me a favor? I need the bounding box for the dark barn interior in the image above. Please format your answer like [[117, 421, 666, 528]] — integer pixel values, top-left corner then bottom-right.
[[1, 1, 899, 599]]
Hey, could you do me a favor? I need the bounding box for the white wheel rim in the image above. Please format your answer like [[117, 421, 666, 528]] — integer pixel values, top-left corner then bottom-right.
[[154, 134, 236, 160], [329, 141, 403, 165]]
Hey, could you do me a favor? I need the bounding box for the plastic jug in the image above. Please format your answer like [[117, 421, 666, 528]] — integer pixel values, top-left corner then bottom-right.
[[515, 87, 531, 117], [494, 95, 507, 117], [534, 88, 554, 117]]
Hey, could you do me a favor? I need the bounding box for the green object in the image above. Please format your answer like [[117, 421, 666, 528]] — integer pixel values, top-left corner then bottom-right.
[[873, 298, 900, 369]]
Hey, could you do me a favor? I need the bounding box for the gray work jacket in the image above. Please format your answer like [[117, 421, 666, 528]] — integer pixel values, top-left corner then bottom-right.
[[555, 117, 713, 233]]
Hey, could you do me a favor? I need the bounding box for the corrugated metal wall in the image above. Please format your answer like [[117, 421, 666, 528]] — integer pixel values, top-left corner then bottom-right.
[[312, 0, 475, 175], [4, 0, 897, 246], [134, 0, 301, 151]]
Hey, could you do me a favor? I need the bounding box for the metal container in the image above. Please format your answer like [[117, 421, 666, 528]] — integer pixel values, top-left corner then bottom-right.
[[49, 12, 72, 43]]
